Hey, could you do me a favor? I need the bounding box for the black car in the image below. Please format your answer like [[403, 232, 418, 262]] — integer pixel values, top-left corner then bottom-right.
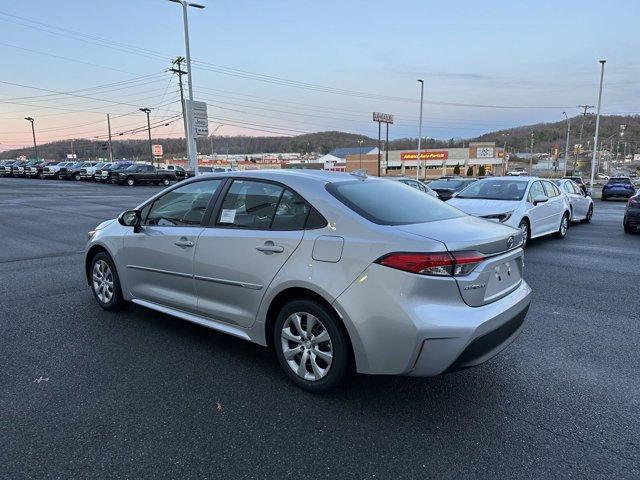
[[602, 177, 636, 201], [623, 191, 640, 233], [102, 162, 134, 183], [0, 160, 19, 176], [111, 164, 175, 186], [564, 176, 587, 195], [58, 162, 86, 181], [426, 177, 477, 200]]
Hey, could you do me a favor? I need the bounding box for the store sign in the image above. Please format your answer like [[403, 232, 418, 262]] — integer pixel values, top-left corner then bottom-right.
[[400, 151, 448, 161], [373, 112, 394, 124], [152, 144, 163, 157], [476, 147, 494, 159]]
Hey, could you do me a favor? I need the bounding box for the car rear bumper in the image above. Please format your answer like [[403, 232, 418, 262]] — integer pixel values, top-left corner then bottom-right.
[[603, 189, 634, 198], [333, 264, 532, 376]]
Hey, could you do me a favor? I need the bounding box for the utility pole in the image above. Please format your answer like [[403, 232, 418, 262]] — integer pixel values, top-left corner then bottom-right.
[[140, 108, 153, 166], [170, 56, 190, 163], [562, 112, 571, 176], [529, 131, 534, 174], [24, 117, 38, 160], [574, 104, 594, 173], [589, 61, 605, 193], [107, 113, 114, 163]]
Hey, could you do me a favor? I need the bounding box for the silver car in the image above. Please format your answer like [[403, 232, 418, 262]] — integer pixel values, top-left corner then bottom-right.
[[553, 179, 594, 223], [85, 170, 532, 391]]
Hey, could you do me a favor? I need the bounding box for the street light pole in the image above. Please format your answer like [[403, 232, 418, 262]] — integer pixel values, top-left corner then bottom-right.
[[562, 112, 571, 176], [589, 60, 606, 192], [140, 108, 153, 166], [24, 117, 38, 160], [416, 79, 424, 180], [169, 0, 205, 175]]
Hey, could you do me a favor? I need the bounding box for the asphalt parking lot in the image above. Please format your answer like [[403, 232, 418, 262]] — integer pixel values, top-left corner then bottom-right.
[[1, 178, 638, 479]]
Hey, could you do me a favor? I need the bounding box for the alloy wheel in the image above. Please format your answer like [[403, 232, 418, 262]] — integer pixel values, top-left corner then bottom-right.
[[519, 221, 529, 248], [560, 215, 568, 236], [280, 312, 333, 382], [92, 260, 114, 304]]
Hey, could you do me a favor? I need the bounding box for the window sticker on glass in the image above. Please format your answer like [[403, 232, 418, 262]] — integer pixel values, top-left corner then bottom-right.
[[220, 209, 236, 223]]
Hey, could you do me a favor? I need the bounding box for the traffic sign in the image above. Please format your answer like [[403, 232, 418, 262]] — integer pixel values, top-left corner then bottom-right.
[[152, 144, 163, 157], [187, 100, 209, 137]]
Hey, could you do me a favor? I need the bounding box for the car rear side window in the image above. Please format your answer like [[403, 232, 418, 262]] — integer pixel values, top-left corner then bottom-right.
[[144, 179, 222, 227], [327, 180, 465, 225], [543, 181, 560, 197], [216, 180, 319, 231], [217, 180, 284, 229]]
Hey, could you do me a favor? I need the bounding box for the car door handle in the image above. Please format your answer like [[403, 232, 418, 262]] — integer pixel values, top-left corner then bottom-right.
[[174, 239, 195, 248], [256, 242, 284, 254]]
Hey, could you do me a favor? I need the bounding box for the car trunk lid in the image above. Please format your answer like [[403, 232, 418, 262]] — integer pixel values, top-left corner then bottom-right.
[[396, 216, 524, 306]]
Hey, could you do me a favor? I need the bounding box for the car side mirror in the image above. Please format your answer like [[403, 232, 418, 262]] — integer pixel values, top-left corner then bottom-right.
[[118, 210, 142, 233], [532, 194, 549, 206]]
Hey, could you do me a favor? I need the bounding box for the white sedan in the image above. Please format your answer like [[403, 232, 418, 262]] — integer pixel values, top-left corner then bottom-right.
[[448, 177, 571, 248], [552, 179, 594, 223]]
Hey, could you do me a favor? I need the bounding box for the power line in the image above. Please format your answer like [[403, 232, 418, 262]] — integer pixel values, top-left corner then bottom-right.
[[0, 10, 580, 110]]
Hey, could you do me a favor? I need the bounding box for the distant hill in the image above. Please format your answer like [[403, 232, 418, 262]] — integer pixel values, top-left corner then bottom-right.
[[2, 116, 638, 160]]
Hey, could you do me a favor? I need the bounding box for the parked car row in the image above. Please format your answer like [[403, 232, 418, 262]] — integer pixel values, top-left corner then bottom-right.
[[0, 159, 193, 186]]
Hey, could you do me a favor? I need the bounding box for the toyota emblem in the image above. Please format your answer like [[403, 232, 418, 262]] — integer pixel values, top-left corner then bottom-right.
[[507, 236, 514, 249]]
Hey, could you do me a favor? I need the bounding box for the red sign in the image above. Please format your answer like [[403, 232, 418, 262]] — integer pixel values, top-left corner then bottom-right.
[[400, 151, 448, 161]]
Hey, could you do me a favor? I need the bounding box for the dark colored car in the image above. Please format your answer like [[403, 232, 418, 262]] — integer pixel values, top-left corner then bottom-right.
[[111, 164, 175, 186], [564, 176, 587, 195], [602, 177, 636, 201], [10, 160, 30, 177], [102, 162, 134, 183], [58, 162, 87, 181], [426, 178, 477, 201], [25, 161, 56, 178], [623, 191, 640, 233], [0, 160, 19, 176]]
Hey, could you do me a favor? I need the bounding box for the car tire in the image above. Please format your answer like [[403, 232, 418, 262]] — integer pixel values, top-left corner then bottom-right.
[[623, 219, 634, 234], [161, 177, 171, 186], [89, 252, 127, 311], [518, 219, 530, 248], [126, 176, 135, 186], [56, 173, 63, 180], [274, 299, 350, 393], [553, 212, 570, 239], [582, 205, 593, 223], [74, 173, 81, 181]]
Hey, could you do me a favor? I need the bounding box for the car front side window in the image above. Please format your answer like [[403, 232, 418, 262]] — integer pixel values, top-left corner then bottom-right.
[[144, 180, 222, 227]]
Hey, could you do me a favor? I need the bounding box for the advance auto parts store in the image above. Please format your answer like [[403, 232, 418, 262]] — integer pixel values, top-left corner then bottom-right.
[[345, 142, 505, 178]]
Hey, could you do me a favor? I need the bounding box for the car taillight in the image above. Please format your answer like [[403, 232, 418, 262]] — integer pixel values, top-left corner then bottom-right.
[[629, 197, 638, 205], [375, 251, 485, 277]]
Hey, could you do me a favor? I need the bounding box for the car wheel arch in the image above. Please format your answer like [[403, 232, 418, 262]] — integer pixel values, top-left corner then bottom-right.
[[85, 244, 117, 285], [264, 286, 356, 370]]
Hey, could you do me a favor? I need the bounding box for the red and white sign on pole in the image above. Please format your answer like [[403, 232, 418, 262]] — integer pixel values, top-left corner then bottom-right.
[[152, 144, 163, 157]]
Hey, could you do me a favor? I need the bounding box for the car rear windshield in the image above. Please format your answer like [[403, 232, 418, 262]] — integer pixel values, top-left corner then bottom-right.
[[609, 177, 631, 184], [326, 180, 465, 225], [455, 179, 528, 200], [427, 179, 465, 189]]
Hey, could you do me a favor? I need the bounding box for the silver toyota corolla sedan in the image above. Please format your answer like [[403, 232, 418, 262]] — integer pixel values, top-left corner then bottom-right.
[[85, 170, 532, 391]]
